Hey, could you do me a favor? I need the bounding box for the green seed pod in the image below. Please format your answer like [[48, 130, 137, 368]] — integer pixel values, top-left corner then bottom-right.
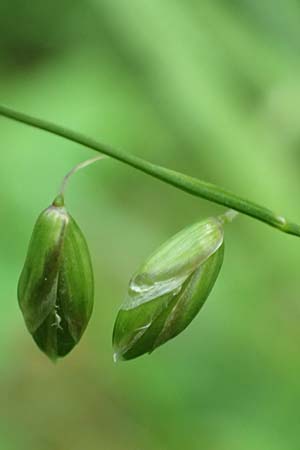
[[18, 195, 94, 360], [113, 217, 224, 361]]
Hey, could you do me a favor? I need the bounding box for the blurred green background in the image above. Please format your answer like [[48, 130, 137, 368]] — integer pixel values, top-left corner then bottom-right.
[[1, 1, 300, 449]]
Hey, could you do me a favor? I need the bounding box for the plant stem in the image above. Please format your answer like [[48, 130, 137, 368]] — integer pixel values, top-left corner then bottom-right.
[[0, 104, 299, 237], [59, 155, 107, 197]]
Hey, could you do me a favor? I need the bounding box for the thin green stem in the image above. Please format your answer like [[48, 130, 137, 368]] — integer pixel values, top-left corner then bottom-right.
[[0, 104, 299, 237], [59, 155, 107, 197]]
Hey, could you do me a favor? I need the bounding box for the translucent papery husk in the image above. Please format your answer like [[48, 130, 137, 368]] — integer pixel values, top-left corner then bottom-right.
[[18, 203, 94, 360], [113, 217, 224, 361]]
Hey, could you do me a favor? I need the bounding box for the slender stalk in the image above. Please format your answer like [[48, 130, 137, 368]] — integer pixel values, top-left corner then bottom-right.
[[0, 104, 299, 237], [58, 155, 107, 197], [218, 209, 239, 225]]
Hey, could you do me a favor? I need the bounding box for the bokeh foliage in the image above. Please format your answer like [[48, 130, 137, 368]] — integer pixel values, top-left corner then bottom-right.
[[1, 1, 300, 449]]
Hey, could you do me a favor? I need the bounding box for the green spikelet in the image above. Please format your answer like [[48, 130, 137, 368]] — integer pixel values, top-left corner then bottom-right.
[[113, 217, 224, 361], [18, 195, 94, 360]]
